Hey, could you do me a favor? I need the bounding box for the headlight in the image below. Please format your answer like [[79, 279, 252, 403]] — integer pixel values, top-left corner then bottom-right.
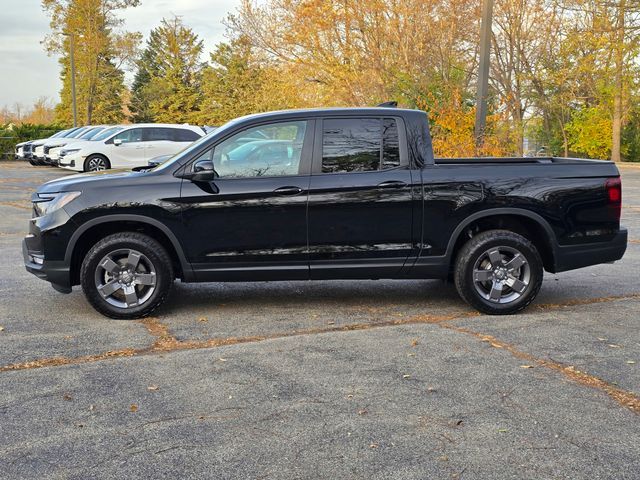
[[33, 191, 81, 217], [60, 148, 81, 157]]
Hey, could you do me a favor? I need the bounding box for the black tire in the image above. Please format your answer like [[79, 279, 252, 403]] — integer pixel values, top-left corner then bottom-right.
[[28, 159, 38, 166], [80, 232, 174, 319], [454, 229, 543, 315], [84, 154, 111, 172]]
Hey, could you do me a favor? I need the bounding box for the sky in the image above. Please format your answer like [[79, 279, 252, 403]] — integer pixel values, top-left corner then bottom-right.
[[0, 0, 241, 109]]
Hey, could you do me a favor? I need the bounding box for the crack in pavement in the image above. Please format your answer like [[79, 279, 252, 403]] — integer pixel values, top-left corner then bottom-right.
[[441, 324, 640, 414], [1, 294, 639, 414]]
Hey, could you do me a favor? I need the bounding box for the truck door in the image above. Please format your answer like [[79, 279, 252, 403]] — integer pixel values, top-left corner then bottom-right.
[[307, 116, 418, 279], [178, 119, 313, 281]]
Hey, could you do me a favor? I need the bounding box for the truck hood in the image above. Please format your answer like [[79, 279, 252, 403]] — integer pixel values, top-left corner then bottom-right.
[[37, 169, 144, 193]]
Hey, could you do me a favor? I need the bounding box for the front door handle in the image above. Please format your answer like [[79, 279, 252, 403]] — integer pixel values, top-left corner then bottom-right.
[[377, 180, 407, 189], [274, 186, 303, 196]]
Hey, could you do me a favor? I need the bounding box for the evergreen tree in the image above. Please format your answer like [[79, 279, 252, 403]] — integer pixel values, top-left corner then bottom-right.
[[129, 16, 204, 123]]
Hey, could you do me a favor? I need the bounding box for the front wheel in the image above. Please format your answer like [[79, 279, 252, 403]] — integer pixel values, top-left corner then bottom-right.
[[80, 232, 174, 319], [84, 155, 111, 172], [454, 230, 543, 315]]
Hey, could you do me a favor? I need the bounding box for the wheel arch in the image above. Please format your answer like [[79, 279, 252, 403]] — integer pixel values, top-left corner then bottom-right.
[[445, 208, 558, 272], [66, 215, 193, 286]]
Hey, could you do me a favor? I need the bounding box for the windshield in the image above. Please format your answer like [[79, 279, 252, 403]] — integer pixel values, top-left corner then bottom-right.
[[152, 120, 241, 172], [79, 127, 105, 140], [68, 127, 90, 138], [92, 126, 124, 141]]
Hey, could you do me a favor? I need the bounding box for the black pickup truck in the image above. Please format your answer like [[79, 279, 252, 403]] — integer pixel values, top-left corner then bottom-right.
[[23, 107, 627, 319]]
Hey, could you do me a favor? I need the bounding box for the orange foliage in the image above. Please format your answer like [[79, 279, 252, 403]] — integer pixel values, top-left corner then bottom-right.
[[417, 91, 510, 158]]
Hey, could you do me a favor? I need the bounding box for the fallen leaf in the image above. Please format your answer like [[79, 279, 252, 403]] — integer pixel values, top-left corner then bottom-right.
[[198, 317, 208, 323], [327, 321, 335, 325], [407, 353, 416, 357], [358, 409, 368, 415], [89, 404, 95, 411], [369, 443, 379, 449], [63, 393, 72, 401], [403, 374, 411, 379], [130, 404, 138, 412], [627, 361, 636, 365], [410, 339, 419, 347], [147, 385, 159, 391], [608, 344, 622, 348], [347, 394, 354, 399], [0, 326, 5, 332], [498, 428, 508, 433], [438, 455, 449, 462], [520, 365, 534, 369], [218, 357, 227, 362], [597, 337, 607, 341]]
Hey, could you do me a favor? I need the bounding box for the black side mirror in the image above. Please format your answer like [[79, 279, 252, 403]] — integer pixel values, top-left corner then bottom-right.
[[185, 159, 216, 182]]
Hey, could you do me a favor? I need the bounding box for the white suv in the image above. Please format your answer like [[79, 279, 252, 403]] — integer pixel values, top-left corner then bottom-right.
[[59, 123, 205, 172]]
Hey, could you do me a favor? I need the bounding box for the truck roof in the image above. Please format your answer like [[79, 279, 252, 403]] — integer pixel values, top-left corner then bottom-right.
[[231, 107, 423, 123]]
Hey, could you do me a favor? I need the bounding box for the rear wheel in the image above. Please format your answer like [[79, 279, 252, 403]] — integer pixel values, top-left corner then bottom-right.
[[84, 155, 110, 172], [80, 232, 173, 319], [454, 229, 543, 315]]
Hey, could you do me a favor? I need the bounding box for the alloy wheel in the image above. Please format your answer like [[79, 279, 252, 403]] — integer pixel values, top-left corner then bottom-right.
[[472, 246, 531, 304], [94, 248, 157, 309]]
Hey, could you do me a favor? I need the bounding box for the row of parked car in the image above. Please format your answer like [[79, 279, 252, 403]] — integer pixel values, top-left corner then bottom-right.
[[15, 123, 210, 172]]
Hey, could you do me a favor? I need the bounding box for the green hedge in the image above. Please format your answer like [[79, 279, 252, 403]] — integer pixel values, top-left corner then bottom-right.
[[0, 123, 67, 160]]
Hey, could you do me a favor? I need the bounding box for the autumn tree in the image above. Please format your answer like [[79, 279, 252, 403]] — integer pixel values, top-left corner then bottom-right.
[[129, 16, 205, 123], [42, 0, 140, 125], [197, 36, 302, 125]]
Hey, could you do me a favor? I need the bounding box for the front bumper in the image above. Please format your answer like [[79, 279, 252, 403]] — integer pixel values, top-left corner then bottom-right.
[[22, 208, 76, 291], [59, 154, 83, 171], [554, 228, 628, 273], [23, 237, 72, 291]]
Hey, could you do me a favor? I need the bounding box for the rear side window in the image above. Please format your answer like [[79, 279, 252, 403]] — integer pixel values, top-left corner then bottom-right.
[[174, 129, 201, 142], [145, 128, 174, 141], [321, 117, 400, 173], [382, 118, 400, 169]]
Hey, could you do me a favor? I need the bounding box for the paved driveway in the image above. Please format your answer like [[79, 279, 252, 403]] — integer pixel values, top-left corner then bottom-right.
[[0, 161, 639, 479]]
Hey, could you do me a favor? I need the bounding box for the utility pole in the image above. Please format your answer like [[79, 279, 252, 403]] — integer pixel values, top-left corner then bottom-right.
[[63, 31, 78, 127], [475, 0, 494, 150]]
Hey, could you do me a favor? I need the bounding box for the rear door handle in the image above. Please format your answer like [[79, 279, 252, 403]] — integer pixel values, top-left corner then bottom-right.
[[274, 186, 303, 196], [377, 180, 407, 189]]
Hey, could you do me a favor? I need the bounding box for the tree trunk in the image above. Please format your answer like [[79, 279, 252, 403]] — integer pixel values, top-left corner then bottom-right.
[[611, 0, 626, 162]]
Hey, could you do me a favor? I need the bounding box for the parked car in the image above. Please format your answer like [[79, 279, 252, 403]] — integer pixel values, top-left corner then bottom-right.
[[49, 126, 121, 166], [24, 107, 627, 319], [15, 141, 29, 159], [31, 127, 89, 165], [42, 125, 110, 165], [58, 123, 205, 172], [23, 128, 78, 164]]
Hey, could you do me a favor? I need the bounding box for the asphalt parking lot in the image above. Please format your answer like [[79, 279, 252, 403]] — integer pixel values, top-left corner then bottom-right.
[[0, 161, 639, 479]]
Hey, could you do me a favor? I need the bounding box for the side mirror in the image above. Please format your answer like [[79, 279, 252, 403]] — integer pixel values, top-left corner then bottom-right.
[[113, 138, 123, 146], [188, 159, 216, 182]]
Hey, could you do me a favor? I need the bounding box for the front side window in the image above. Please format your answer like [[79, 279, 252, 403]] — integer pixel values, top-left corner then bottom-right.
[[195, 121, 307, 178], [113, 128, 143, 143], [321, 117, 401, 173]]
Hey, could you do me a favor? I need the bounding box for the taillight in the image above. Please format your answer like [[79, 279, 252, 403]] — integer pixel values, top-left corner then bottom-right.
[[605, 177, 622, 221]]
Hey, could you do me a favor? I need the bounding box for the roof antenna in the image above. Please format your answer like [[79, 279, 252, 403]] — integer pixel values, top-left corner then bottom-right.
[[377, 101, 398, 108]]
